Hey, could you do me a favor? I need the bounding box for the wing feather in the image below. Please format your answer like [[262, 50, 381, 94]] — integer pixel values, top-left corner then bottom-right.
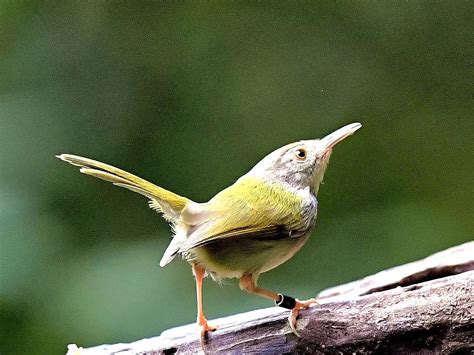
[[180, 177, 310, 252]]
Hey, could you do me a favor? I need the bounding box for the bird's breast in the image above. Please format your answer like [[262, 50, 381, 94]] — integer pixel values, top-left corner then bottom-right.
[[298, 189, 318, 230]]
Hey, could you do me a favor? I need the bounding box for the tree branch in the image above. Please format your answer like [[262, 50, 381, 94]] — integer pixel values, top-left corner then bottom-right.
[[68, 242, 474, 354]]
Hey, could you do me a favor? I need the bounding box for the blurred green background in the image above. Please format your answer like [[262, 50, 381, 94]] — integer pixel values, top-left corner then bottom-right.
[[0, 1, 472, 354]]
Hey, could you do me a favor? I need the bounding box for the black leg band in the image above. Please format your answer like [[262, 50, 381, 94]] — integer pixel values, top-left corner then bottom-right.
[[275, 294, 296, 309]]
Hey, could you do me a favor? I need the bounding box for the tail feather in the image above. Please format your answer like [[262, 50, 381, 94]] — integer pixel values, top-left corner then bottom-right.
[[57, 154, 191, 221]]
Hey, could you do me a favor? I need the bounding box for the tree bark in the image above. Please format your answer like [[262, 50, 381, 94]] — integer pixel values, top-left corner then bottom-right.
[[68, 242, 474, 354]]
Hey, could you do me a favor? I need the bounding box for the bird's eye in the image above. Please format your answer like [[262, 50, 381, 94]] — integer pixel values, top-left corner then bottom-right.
[[295, 148, 307, 160]]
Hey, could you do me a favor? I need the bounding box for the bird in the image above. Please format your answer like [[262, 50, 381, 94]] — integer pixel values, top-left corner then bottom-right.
[[57, 122, 361, 338]]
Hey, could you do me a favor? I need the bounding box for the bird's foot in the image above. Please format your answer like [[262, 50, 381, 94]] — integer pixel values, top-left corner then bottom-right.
[[289, 298, 318, 337], [198, 316, 217, 339]]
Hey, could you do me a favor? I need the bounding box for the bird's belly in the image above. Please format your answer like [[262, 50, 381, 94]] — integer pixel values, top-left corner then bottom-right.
[[189, 233, 310, 280]]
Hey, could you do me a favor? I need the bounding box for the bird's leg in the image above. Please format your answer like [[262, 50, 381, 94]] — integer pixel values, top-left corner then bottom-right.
[[192, 264, 217, 338], [239, 274, 317, 337], [239, 273, 280, 301]]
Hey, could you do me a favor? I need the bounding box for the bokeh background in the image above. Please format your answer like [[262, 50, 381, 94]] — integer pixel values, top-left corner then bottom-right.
[[1, 1, 472, 354]]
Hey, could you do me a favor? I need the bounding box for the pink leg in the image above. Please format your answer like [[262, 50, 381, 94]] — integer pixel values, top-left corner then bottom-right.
[[192, 264, 217, 338]]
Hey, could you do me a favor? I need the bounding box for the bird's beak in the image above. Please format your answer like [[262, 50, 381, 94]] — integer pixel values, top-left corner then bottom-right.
[[317, 122, 362, 154], [310, 122, 361, 194]]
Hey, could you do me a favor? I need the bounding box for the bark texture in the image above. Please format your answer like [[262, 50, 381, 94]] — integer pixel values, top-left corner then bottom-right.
[[68, 242, 474, 354]]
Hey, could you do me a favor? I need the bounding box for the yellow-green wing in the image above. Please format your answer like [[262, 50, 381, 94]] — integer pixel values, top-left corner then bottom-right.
[[181, 176, 307, 251], [187, 225, 289, 248]]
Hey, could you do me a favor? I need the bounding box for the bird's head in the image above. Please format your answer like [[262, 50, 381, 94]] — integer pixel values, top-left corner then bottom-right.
[[248, 122, 361, 194]]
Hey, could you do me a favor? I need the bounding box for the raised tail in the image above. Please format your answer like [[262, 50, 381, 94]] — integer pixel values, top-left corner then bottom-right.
[[57, 154, 191, 221]]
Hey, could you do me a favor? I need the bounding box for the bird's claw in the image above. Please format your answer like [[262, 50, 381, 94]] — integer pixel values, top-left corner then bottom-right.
[[288, 298, 318, 337], [198, 318, 217, 339]]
